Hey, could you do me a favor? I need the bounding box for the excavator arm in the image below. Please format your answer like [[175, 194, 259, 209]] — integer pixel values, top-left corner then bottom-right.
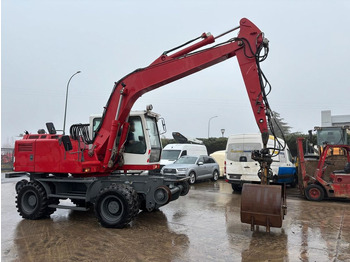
[[93, 18, 271, 170]]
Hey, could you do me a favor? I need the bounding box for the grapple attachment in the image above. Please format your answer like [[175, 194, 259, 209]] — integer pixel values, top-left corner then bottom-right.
[[241, 183, 286, 232]]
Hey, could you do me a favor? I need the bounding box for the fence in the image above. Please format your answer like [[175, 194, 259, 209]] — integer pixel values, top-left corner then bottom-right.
[[1, 148, 14, 171]]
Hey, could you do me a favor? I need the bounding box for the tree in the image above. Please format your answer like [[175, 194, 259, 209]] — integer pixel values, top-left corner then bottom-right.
[[161, 138, 175, 147], [200, 137, 228, 155], [268, 111, 292, 138], [160, 137, 227, 155]]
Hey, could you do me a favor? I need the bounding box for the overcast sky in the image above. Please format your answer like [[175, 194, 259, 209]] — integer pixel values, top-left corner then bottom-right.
[[2, 0, 350, 146]]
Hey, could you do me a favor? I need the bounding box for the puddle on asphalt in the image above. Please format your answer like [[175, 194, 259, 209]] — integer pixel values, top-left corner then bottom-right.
[[2, 179, 349, 261]]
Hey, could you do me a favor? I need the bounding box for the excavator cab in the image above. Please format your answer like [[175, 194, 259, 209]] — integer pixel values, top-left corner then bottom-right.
[[122, 110, 162, 168], [89, 107, 163, 171]]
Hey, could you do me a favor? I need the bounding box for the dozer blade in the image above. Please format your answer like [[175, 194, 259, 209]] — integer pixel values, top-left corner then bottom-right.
[[241, 184, 285, 232]]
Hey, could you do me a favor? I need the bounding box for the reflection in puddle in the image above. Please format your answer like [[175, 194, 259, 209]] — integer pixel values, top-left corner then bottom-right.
[[13, 208, 189, 261]]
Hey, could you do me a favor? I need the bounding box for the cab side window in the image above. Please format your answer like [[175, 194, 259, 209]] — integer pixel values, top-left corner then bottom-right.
[[207, 157, 215, 164], [197, 156, 204, 164]]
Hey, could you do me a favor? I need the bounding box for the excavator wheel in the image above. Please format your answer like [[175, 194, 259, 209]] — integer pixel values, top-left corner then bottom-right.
[[241, 184, 284, 232], [16, 181, 51, 219], [95, 184, 138, 228]]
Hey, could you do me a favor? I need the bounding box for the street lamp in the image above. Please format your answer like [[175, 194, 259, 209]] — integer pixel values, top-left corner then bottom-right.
[[208, 116, 218, 138], [63, 71, 81, 135], [221, 128, 225, 137]]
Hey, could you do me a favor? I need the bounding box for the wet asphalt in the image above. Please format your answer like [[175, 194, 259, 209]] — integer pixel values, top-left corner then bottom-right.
[[2, 176, 350, 262]]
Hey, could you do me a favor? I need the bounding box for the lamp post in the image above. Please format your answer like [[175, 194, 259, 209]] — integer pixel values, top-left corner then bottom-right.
[[63, 71, 81, 135], [221, 128, 225, 137], [208, 116, 218, 138]]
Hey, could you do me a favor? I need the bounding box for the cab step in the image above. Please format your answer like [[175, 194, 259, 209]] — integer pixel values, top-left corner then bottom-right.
[[48, 204, 89, 211], [48, 193, 86, 200]]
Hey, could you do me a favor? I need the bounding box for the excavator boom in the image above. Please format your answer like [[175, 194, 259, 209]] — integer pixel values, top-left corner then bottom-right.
[[94, 18, 270, 171]]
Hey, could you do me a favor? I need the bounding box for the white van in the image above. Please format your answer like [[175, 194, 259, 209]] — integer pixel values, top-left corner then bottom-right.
[[160, 144, 208, 167], [225, 134, 296, 192]]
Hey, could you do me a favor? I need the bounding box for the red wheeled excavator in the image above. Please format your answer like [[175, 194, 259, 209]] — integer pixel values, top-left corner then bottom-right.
[[12, 18, 285, 230]]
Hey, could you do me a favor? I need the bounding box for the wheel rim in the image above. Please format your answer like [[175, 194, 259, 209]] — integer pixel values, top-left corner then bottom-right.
[[21, 190, 38, 214], [189, 173, 195, 184], [100, 195, 124, 223], [309, 188, 321, 199], [213, 171, 218, 180]]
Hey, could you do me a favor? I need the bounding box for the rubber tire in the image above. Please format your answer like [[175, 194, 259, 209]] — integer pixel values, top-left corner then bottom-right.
[[16, 181, 52, 219], [231, 183, 242, 192], [179, 180, 190, 196], [305, 184, 325, 201], [189, 172, 196, 184], [211, 170, 219, 182], [95, 184, 138, 228], [15, 179, 28, 194]]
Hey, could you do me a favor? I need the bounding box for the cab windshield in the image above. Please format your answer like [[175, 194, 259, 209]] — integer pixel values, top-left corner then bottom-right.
[[226, 143, 261, 162], [161, 150, 181, 161]]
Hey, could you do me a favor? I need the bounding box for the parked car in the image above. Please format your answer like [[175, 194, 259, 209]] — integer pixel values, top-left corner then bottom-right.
[[161, 155, 220, 184]]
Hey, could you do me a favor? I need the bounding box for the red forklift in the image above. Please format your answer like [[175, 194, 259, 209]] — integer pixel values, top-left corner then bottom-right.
[[296, 126, 350, 201]]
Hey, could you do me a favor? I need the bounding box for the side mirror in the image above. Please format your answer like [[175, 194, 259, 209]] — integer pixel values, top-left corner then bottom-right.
[[61, 135, 73, 151], [159, 118, 167, 135], [198, 161, 204, 166], [46, 122, 57, 134]]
